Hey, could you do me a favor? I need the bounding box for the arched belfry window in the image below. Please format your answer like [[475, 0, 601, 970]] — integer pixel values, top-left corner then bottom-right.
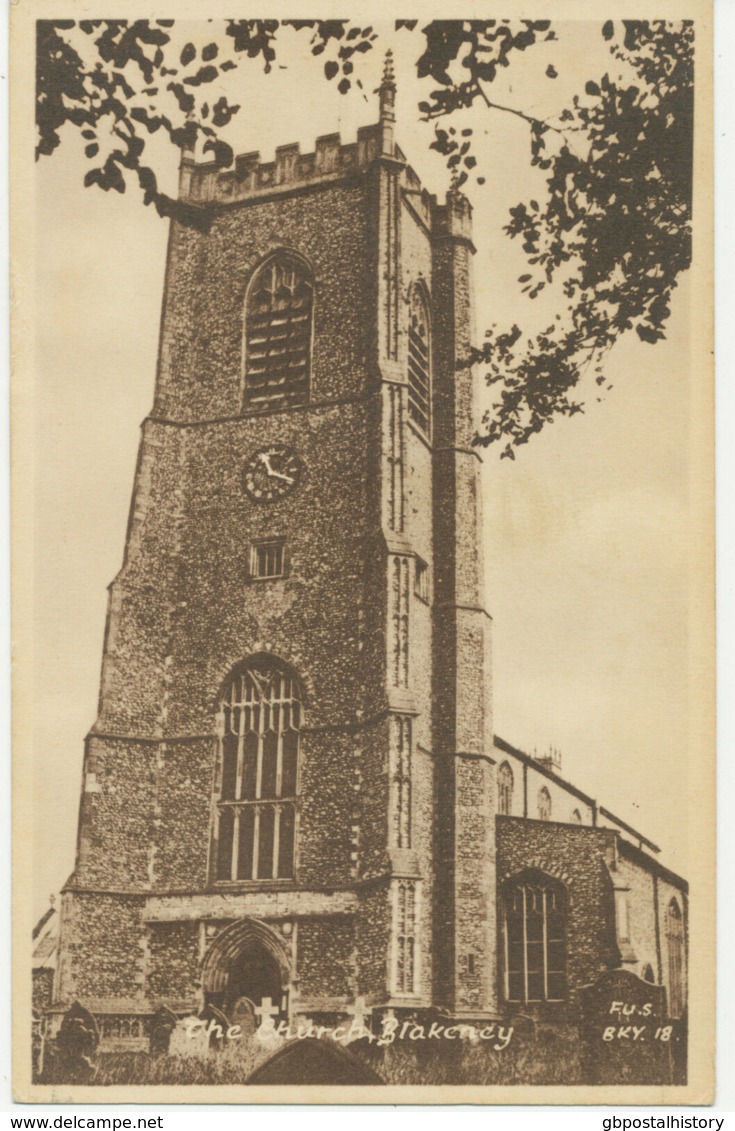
[[502, 872, 568, 1003], [666, 898, 685, 1018], [498, 762, 514, 816], [214, 658, 301, 882], [407, 287, 431, 437], [244, 254, 313, 412]]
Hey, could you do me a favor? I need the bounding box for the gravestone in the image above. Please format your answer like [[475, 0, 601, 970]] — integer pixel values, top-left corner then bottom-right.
[[253, 996, 282, 1050], [168, 1016, 208, 1058], [150, 1006, 177, 1056], [55, 1002, 99, 1081], [246, 1037, 384, 1086], [507, 1012, 536, 1049], [342, 996, 372, 1043], [229, 996, 257, 1041], [577, 969, 673, 1085], [198, 1003, 231, 1051]]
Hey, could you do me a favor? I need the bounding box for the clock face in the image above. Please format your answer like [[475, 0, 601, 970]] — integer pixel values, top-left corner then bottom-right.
[[243, 445, 304, 503]]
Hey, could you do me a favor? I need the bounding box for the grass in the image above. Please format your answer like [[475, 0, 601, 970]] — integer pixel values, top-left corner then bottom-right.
[[40, 1024, 586, 1086]]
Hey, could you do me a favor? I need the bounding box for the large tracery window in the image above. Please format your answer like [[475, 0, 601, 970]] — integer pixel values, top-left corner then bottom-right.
[[407, 287, 431, 437], [498, 762, 514, 816], [244, 255, 313, 412], [214, 659, 301, 882], [503, 873, 567, 1003]]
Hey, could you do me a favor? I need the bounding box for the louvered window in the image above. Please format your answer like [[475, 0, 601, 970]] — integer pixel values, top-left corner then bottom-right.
[[407, 289, 431, 437], [244, 257, 313, 411], [250, 539, 286, 581]]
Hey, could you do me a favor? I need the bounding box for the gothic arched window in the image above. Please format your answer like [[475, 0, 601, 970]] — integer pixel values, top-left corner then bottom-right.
[[502, 873, 567, 1002], [666, 898, 685, 1018], [498, 762, 514, 816], [407, 287, 431, 437], [571, 808, 582, 824], [538, 786, 552, 821], [214, 658, 301, 882], [244, 254, 313, 412], [642, 963, 656, 984]]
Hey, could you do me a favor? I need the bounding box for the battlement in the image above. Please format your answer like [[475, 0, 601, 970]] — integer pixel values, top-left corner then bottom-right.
[[178, 119, 471, 246], [180, 123, 388, 205]]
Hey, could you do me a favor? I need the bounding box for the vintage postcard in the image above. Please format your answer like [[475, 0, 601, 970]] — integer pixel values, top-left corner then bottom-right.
[[11, 0, 715, 1104]]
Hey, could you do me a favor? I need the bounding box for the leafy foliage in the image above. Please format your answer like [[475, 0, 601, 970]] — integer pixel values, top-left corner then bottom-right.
[[35, 20, 377, 227], [398, 19, 693, 455], [36, 19, 694, 454]]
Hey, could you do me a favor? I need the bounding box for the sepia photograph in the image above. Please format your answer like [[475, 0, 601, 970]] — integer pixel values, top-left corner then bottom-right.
[[11, 2, 714, 1103]]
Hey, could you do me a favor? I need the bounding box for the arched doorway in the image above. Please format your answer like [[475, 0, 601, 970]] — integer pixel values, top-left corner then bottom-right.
[[201, 918, 290, 1027], [224, 943, 284, 1029]]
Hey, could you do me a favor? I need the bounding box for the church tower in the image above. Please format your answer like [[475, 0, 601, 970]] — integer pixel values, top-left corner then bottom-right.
[[53, 57, 496, 1040]]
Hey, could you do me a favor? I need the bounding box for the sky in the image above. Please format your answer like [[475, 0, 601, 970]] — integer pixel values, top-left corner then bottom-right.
[[30, 21, 699, 921]]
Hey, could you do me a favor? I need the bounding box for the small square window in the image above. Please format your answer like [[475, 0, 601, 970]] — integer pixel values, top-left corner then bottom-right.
[[250, 539, 286, 580], [414, 557, 430, 603]]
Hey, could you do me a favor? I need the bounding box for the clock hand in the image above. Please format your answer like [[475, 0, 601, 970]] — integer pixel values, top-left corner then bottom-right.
[[256, 451, 296, 485]]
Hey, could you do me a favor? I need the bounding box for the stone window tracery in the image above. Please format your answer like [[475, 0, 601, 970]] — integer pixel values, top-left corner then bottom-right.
[[394, 879, 418, 995], [503, 873, 567, 1003], [392, 716, 412, 849], [244, 255, 313, 411], [666, 898, 685, 1018], [538, 786, 552, 821], [214, 659, 301, 882], [498, 762, 514, 816]]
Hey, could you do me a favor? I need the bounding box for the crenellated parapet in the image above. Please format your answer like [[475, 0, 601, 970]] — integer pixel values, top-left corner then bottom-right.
[[432, 190, 475, 252], [178, 121, 466, 241], [180, 124, 386, 205]]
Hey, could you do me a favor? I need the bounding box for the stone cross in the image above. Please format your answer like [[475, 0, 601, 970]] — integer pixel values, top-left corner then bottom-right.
[[254, 996, 280, 1031], [254, 996, 282, 1049], [344, 995, 373, 1042]]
